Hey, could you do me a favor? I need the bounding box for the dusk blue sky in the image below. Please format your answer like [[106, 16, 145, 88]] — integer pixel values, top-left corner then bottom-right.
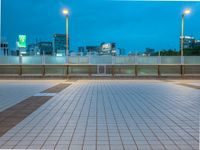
[[1, 0, 200, 53]]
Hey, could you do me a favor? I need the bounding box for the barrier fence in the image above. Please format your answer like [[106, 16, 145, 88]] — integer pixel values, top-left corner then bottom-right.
[[0, 56, 199, 77]]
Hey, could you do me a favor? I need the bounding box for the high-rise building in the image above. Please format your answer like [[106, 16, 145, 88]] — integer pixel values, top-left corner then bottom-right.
[[180, 36, 195, 49], [100, 43, 116, 56], [38, 42, 53, 55], [86, 46, 100, 55], [119, 48, 126, 56], [0, 39, 9, 56], [84, 42, 117, 56], [0, 42, 9, 56], [194, 40, 200, 47], [27, 43, 40, 55], [78, 47, 87, 56], [53, 34, 66, 56]]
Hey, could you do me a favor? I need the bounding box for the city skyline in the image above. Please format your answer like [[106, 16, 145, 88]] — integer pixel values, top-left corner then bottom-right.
[[1, 0, 200, 53]]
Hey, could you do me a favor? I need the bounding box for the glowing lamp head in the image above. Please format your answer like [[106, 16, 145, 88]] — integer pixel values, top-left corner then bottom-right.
[[184, 9, 191, 15], [62, 9, 69, 15]]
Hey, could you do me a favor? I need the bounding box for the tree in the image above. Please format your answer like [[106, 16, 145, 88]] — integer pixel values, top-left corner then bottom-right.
[[151, 49, 179, 56], [184, 46, 200, 56]]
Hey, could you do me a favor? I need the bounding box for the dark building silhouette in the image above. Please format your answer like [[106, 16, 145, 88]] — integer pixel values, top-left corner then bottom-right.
[[0, 41, 9, 56], [53, 34, 67, 56], [86, 46, 100, 55], [38, 42, 53, 55]]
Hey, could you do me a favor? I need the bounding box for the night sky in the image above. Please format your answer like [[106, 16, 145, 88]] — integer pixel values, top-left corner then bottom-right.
[[1, 0, 200, 53]]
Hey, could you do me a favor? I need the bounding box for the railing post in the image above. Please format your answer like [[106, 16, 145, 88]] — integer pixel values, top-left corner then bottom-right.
[[158, 65, 160, 78], [19, 54, 22, 64], [135, 65, 138, 78], [19, 55, 22, 76], [158, 56, 161, 64], [134, 55, 137, 64], [181, 56, 184, 77], [66, 65, 69, 79], [181, 65, 184, 77], [112, 56, 115, 65], [157, 56, 161, 78], [181, 56, 184, 64], [134, 55, 138, 78], [42, 51, 45, 64], [89, 65, 92, 77], [89, 53, 93, 64], [88, 55, 90, 64], [66, 55, 69, 64], [19, 65, 22, 76], [112, 65, 115, 77], [42, 65, 45, 77]]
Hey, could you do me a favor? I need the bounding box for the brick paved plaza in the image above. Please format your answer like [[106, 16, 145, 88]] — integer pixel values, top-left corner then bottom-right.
[[0, 80, 199, 150]]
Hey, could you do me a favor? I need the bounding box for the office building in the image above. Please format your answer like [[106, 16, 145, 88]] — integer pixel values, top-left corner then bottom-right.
[[86, 46, 100, 55], [78, 47, 87, 56], [194, 40, 200, 47], [0, 40, 9, 56], [53, 34, 66, 56], [38, 42, 53, 55], [180, 36, 195, 49], [100, 43, 116, 56], [119, 48, 126, 56], [27, 43, 40, 55]]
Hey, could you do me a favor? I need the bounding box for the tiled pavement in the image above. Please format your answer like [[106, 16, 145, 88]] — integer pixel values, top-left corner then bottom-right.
[[0, 80, 199, 150], [0, 80, 60, 112]]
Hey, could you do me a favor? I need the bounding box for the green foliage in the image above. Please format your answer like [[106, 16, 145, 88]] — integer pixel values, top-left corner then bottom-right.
[[151, 49, 179, 56], [150, 47, 200, 56], [184, 46, 200, 56]]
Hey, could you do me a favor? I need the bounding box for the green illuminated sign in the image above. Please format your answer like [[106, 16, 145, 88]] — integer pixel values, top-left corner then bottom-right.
[[18, 35, 26, 48]]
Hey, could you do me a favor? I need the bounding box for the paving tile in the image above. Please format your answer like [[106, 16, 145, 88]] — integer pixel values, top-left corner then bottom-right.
[[0, 80, 199, 150], [0, 80, 60, 112]]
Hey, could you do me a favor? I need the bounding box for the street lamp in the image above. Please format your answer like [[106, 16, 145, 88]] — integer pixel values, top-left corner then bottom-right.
[[181, 8, 191, 56], [62, 8, 69, 56]]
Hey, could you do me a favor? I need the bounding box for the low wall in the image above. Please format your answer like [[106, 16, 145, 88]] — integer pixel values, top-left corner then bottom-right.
[[0, 64, 199, 78]]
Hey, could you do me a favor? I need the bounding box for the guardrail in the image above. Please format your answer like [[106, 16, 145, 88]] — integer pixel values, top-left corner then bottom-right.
[[0, 56, 199, 77]]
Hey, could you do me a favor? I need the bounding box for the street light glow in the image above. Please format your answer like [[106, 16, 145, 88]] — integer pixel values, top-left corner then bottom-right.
[[184, 9, 191, 15], [62, 9, 69, 15]]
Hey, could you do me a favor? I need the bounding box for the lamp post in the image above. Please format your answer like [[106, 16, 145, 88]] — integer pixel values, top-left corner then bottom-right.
[[62, 9, 69, 56], [181, 9, 191, 56]]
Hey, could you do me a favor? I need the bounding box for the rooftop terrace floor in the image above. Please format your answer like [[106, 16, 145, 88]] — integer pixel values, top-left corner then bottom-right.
[[0, 79, 199, 150]]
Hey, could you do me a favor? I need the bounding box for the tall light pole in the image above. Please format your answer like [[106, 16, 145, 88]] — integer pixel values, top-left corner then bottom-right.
[[62, 8, 69, 56], [181, 9, 191, 56]]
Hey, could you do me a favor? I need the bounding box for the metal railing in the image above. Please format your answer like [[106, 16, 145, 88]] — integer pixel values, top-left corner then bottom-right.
[[0, 56, 199, 77]]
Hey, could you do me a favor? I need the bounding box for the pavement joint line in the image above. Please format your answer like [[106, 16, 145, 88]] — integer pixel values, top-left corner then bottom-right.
[[0, 80, 198, 150], [81, 85, 93, 150], [137, 92, 199, 148], [67, 83, 90, 150], [27, 83, 77, 149], [34, 93, 57, 97]]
